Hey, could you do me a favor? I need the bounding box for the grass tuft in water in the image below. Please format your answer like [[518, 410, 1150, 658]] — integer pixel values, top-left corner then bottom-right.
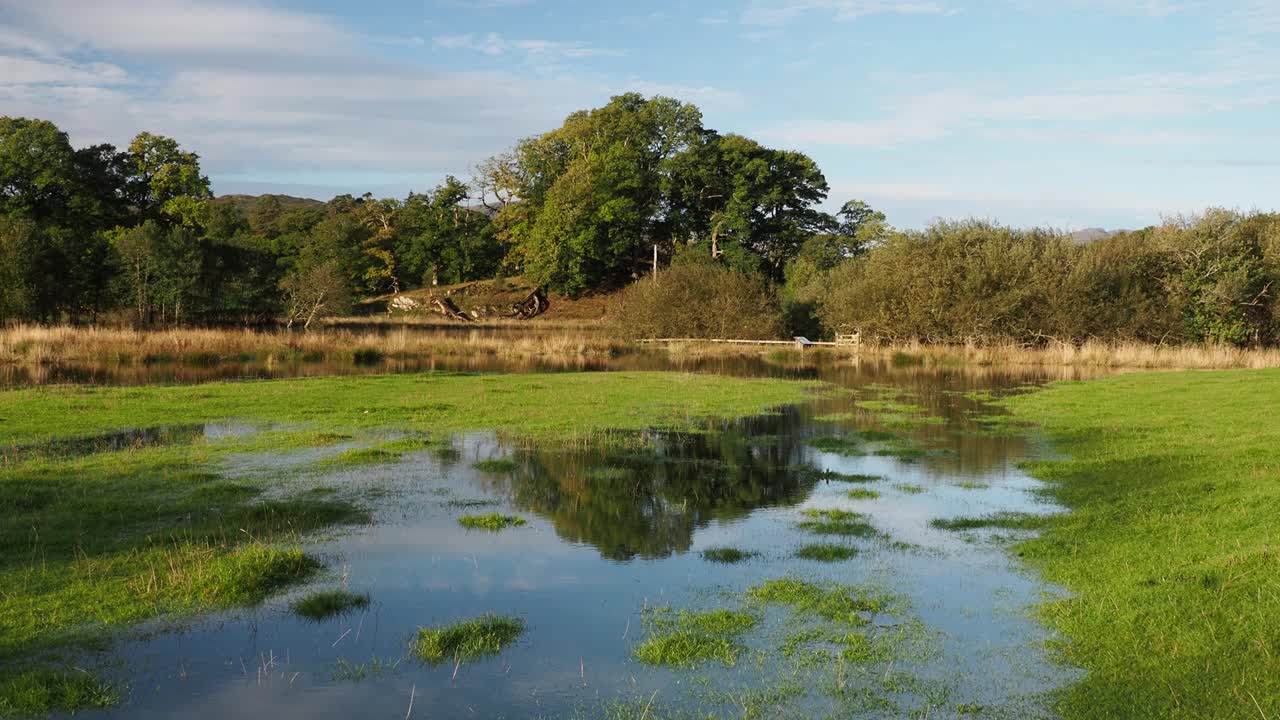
[[700, 547, 757, 564], [846, 489, 880, 500], [894, 484, 926, 494], [930, 513, 1041, 532], [472, 458, 517, 474], [806, 435, 864, 456], [634, 608, 759, 668], [457, 513, 526, 531], [412, 614, 525, 665], [331, 656, 400, 683], [795, 543, 859, 561], [797, 509, 880, 538], [324, 448, 401, 467], [747, 578, 893, 626], [291, 589, 371, 621]]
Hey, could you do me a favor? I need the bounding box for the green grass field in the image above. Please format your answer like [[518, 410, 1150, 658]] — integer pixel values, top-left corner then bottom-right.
[[0, 371, 813, 715], [1005, 369, 1280, 719]]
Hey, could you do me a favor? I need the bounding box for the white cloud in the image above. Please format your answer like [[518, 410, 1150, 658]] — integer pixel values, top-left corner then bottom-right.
[[1, 0, 354, 59], [741, 0, 952, 26], [433, 32, 507, 56], [0, 0, 596, 184], [625, 82, 746, 112], [0, 56, 128, 86], [432, 33, 623, 60]]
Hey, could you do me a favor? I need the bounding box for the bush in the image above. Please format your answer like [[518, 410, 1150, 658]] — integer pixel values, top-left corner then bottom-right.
[[816, 211, 1280, 347], [611, 254, 783, 339]]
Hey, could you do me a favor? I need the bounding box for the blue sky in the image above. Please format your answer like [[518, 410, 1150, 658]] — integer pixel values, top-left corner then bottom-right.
[[1, 0, 1276, 229]]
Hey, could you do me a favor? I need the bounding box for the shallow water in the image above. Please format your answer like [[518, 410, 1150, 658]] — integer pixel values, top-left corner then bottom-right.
[[56, 361, 1089, 718]]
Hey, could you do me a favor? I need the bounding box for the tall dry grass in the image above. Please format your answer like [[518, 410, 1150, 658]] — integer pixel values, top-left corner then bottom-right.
[[650, 338, 1280, 370], [0, 324, 625, 366], [5, 325, 1280, 371]]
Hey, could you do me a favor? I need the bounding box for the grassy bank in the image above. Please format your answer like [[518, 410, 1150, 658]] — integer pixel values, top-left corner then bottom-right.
[[0, 371, 813, 714], [1004, 369, 1280, 718]]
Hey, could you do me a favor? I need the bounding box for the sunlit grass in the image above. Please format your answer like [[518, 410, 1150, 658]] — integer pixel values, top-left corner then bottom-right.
[[291, 589, 371, 621], [797, 509, 880, 538], [1006, 369, 1280, 717], [457, 513, 526, 531], [412, 614, 525, 665]]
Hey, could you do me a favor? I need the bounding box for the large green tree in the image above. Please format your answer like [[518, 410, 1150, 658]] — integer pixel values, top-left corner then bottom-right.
[[665, 132, 831, 280], [495, 93, 703, 295]]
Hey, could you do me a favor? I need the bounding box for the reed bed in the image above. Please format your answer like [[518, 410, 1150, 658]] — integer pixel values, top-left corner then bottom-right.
[[0, 324, 626, 366], [5, 325, 1280, 372], [655, 338, 1280, 370]]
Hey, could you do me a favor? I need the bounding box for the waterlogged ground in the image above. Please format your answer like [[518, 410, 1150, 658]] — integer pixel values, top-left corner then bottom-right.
[[27, 363, 1093, 719]]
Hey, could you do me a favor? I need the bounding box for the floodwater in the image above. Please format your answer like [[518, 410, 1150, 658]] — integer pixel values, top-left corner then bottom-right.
[[36, 353, 1098, 718]]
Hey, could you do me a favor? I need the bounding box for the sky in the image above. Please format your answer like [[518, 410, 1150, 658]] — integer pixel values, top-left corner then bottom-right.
[[1, 0, 1276, 230]]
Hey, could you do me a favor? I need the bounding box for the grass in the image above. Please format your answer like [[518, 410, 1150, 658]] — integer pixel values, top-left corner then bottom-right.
[[0, 323, 630, 368], [804, 468, 883, 484], [0, 370, 812, 712], [0, 670, 118, 718], [700, 547, 757, 563], [806, 435, 864, 455], [322, 447, 401, 467], [794, 543, 858, 561], [472, 458, 517, 473], [797, 509, 881, 538], [746, 578, 892, 626], [331, 656, 401, 683], [0, 371, 814, 445], [411, 614, 526, 665], [457, 513, 526, 531], [894, 484, 926, 494], [1004, 369, 1280, 718], [291, 589, 371, 621], [633, 608, 759, 668], [845, 489, 880, 500], [929, 513, 1040, 532]]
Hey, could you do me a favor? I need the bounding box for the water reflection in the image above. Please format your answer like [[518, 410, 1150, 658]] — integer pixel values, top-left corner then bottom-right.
[[485, 416, 814, 560]]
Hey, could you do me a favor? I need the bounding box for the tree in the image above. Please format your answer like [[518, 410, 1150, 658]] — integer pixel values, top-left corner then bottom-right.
[[494, 93, 704, 295], [0, 217, 36, 322], [110, 220, 203, 326], [666, 132, 831, 280], [281, 259, 351, 330], [128, 132, 211, 224], [397, 176, 501, 287], [0, 117, 77, 222], [355, 193, 402, 294]]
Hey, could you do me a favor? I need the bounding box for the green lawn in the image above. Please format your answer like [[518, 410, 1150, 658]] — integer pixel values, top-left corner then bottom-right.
[[1005, 369, 1280, 719], [0, 371, 813, 715]]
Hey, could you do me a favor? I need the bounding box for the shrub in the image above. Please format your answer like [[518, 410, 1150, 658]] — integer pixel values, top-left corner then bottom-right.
[[611, 254, 783, 339]]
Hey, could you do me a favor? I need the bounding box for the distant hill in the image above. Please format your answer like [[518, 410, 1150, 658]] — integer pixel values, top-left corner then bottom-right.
[[212, 193, 326, 218], [1068, 228, 1115, 244]]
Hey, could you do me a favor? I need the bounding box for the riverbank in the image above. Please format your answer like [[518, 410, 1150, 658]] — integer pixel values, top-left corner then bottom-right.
[[1004, 369, 1280, 718]]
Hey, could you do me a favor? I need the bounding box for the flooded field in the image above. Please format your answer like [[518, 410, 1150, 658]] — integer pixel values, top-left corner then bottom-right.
[[2, 353, 1105, 719]]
